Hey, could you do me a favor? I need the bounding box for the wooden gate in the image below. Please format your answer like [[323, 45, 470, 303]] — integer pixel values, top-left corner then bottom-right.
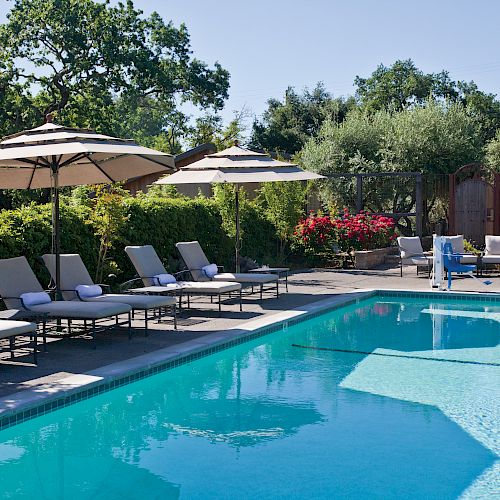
[[454, 179, 492, 244], [448, 164, 498, 245]]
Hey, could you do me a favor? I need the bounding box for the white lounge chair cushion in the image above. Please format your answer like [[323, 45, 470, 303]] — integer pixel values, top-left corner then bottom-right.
[[202, 263, 218, 278], [481, 255, 500, 264], [76, 284, 102, 298], [83, 293, 175, 308], [0, 320, 37, 339], [397, 237, 424, 259], [485, 236, 500, 256], [28, 300, 131, 319], [214, 273, 278, 284], [409, 256, 432, 266], [178, 281, 241, 294], [128, 281, 240, 294], [20, 292, 51, 308], [459, 255, 477, 264]]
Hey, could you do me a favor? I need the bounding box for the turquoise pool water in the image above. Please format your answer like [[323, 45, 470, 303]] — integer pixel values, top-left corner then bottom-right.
[[0, 295, 499, 499]]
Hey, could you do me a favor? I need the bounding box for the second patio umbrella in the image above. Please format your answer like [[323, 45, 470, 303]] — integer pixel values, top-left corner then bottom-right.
[[154, 143, 324, 271], [0, 116, 175, 295]]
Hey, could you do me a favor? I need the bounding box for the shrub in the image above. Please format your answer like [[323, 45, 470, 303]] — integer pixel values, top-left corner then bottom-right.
[[333, 209, 397, 251], [292, 213, 336, 255]]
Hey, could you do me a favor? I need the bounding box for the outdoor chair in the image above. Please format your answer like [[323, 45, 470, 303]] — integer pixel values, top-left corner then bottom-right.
[[176, 241, 279, 299], [481, 235, 500, 273], [0, 256, 132, 347], [397, 236, 433, 277], [444, 235, 477, 264], [124, 245, 242, 313], [0, 319, 38, 364], [442, 242, 476, 289], [42, 253, 177, 333]]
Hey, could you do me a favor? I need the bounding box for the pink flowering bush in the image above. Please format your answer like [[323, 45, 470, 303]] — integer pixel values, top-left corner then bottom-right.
[[292, 212, 336, 255], [332, 208, 397, 252], [293, 208, 397, 255]]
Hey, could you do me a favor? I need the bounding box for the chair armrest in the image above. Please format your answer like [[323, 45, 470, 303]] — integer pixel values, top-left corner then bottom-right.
[[118, 276, 145, 291], [174, 269, 191, 280]]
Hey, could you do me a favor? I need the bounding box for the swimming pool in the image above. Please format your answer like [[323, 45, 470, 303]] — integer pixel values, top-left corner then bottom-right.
[[0, 293, 498, 499]]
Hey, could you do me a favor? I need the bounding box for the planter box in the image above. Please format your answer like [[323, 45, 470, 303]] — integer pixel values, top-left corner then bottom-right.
[[354, 247, 395, 270]]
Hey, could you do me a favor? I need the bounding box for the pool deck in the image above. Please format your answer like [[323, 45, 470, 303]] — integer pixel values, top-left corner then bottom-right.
[[1, 265, 499, 414]]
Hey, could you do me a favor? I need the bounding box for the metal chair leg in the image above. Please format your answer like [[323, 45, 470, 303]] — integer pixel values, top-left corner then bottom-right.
[[128, 312, 132, 340], [92, 319, 96, 349], [173, 304, 177, 330], [33, 330, 38, 365]]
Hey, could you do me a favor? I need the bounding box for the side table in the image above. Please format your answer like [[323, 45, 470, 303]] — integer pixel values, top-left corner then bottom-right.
[[250, 267, 290, 292]]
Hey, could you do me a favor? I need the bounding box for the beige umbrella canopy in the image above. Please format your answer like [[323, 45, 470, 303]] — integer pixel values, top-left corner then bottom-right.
[[155, 143, 324, 271], [0, 116, 175, 294]]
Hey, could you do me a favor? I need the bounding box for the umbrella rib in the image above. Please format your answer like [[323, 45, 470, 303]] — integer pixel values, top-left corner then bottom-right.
[[136, 154, 173, 170], [58, 153, 87, 168], [27, 162, 38, 189], [85, 154, 116, 183]]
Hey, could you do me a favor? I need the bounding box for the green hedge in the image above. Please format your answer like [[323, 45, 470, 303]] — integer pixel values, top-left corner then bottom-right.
[[0, 196, 279, 286]]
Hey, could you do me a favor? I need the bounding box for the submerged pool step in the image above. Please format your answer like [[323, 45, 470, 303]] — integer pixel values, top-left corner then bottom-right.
[[291, 344, 500, 367]]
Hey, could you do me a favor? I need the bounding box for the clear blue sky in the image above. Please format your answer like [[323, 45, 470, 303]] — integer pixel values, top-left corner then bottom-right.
[[2, 0, 500, 128]]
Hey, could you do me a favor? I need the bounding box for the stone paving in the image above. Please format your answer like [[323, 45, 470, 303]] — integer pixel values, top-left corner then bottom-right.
[[0, 265, 498, 399]]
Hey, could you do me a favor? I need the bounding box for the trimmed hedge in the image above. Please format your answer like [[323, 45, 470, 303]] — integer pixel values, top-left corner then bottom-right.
[[0, 196, 279, 286]]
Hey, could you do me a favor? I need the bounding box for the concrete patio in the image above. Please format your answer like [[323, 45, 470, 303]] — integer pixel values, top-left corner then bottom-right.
[[1, 265, 499, 401]]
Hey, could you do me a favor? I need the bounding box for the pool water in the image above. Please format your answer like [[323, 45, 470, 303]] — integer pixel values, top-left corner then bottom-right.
[[0, 295, 499, 499]]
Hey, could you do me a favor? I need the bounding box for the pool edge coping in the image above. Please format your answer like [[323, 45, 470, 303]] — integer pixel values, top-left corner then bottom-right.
[[1, 287, 499, 430]]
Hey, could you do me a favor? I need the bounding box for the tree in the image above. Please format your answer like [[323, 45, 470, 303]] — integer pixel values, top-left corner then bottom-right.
[[256, 181, 308, 259], [186, 108, 249, 151], [251, 83, 356, 154], [355, 59, 500, 139], [0, 0, 230, 133], [484, 130, 500, 172], [301, 101, 484, 232], [354, 59, 458, 112]]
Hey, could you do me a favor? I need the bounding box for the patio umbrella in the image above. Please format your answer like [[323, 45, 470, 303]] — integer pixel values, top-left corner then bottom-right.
[[154, 143, 324, 271], [0, 115, 175, 295]]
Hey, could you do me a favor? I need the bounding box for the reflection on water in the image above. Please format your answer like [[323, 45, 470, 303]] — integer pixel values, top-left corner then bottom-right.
[[0, 296, 498, 499]]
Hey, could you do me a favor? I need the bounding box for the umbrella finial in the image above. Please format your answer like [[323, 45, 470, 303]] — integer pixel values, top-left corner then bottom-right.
[[45, 113, 54, 124], [233, 139, 239, 146]]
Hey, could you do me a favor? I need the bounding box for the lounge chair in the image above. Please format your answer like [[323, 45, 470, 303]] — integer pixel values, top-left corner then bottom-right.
[[0, 256, 132, 347], [42, 254, 177, 333], [176, 241, 279, 299], [0, 319, 38, 364], [397, 236, 433, 277], [482, 236, 500, 271], [444, 235, 477, 264], [124, 245, 242, 313]]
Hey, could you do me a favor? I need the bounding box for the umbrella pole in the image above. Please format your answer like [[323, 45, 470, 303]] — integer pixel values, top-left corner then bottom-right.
[[51, 162, 61, 300], [235, 184, 240, 273]]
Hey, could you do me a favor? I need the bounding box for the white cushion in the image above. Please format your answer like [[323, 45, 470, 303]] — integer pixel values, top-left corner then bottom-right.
[[153, 273, 177, 285], [20, 291, 51, 308], [444, 235, 465, 253], [397, 237, 424, 259], [76, 284, 102, 298], [202, 263, 218, 278], [0, 320, 37, 339], [485, 235, 500, 256]]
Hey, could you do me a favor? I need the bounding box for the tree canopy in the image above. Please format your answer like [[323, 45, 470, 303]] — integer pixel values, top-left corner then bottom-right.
[[250, 83, 356, 155], [0, 0, 230, 140]]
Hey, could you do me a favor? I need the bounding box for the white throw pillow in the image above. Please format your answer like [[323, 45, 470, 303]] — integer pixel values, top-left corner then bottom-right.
[[76, 284, 103, 298], [153, 273, 177, 285], [202, 263, 218, 278], [20, 291, 51, 308], [485, 235, 500, 255]]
